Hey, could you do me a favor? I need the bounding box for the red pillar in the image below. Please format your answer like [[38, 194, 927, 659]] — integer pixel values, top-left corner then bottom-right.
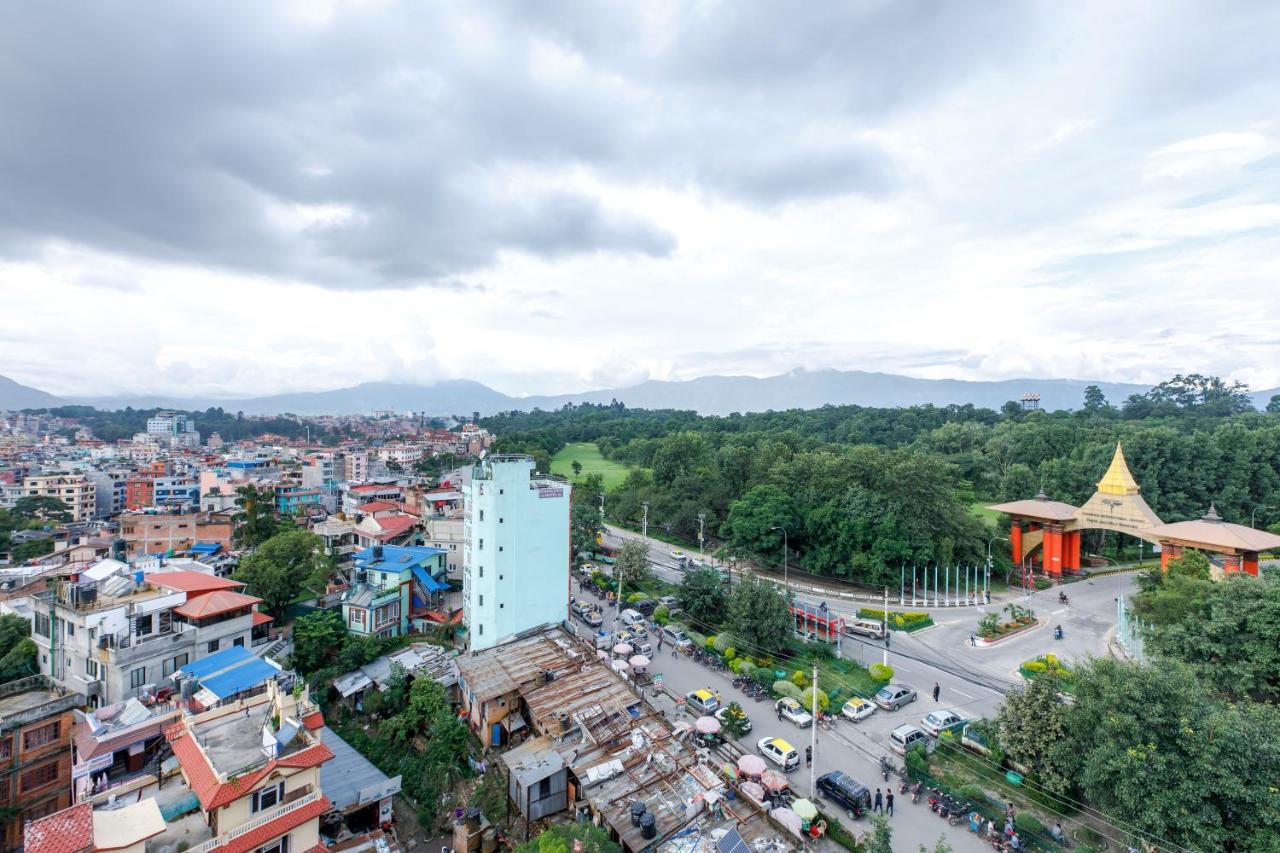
[[1010, 522, 1023, 568], [1044, 526, 1062, 577], [1160, 543, 1182, 571], [1223, 555, 1242, 575], [1243, 552, 1260, 576]]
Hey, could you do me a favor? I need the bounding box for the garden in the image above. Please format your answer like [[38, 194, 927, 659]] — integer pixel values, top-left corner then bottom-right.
[[1019, 653, 1073, 687], [856, 607, 934, 631], [976, 602, 1037, 641]]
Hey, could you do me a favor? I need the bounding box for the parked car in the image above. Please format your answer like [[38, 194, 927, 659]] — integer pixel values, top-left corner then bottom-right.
[[671, 550, 685, 560], [620, 608, 646, 628], [571, 600, 592, 617], [843, 618, 887, 640], [631, 638, 653, 657], [580, 608, 603, 628], [715, 705, 752, 734], [662, 626, 693, 650], [659, 595, 681, 612], [920, 709, 966, 737], [815, 771, 872, 819], [889, 724, 932, 756], [775, 697, 814, 727], [757, 737, 801, 772], [686, 689, 721, 715], [630, 598, 657, 617], [841, 697, 877, 723], [874, 683, 918, 711]]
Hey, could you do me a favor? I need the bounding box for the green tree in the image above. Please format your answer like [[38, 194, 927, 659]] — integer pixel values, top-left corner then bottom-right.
[[1267, 394, 1280, 414], [1082, 384, 1108, 412], [234, 529, 331, 616], [997, 672, 1071, 794], [292, 609, 347, 674], [613, 540, 651, 589], [865, 813, 893, 853], [234, 484, 281, 548], [571, 459, 582, 478], [723, 485, 798, 560], [13, 495, 71, 522], [571, 497, 601, 557], [719, 701, 749, 740], [11, 539, 54, 563], [514, 823, 620, 853], [0, 638, 38, 684], [0, 614, 30, 658], [728, 576, 791, 654], [679, 566, 727, 626]]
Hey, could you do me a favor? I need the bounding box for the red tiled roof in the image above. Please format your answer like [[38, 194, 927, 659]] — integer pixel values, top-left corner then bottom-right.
[[357, 500, 400, 513], [251, 611, 275, 626], [23, 802, 93, 853], [369, 514, 416, 542], [173, 590, 262, 619], [147, 571, 245, 594], [169, 722, 336, 811], [351, 484, 399, 493], [209, 795, 332, 853], [301, 710, 325, 731]]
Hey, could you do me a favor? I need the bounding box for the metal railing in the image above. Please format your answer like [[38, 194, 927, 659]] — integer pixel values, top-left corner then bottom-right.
[[184, 789, 321, 853]]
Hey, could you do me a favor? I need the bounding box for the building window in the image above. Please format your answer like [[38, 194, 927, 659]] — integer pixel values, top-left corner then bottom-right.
[[207, 639, 220, 653], [130, 667, 147, 688], [479, 567, 483, 578], [478, 595, 483, 607], [65, 622, 74, 637], [479, 510, 484, 521], [234, 637, 245, 647], [22, 722, 60, 751], [498, 546, 503, 552], [34, 613, 50, 638], [85, 659, 99, 678], [478, 624, 483, 635], [479, 539, 484, 550], [0, 738, 11, 759], [257, 835, 291, 853], [20, 760, 60, 792], [162, 654, 188, 677], [252, 781, 286, 813]]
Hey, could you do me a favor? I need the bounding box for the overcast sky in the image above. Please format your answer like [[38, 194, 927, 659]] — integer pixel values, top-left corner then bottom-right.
[[2, 1, 1279, 399]]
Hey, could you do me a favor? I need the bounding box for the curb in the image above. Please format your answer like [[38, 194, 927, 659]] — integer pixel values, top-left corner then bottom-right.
[[974, 619, 1043, 647]]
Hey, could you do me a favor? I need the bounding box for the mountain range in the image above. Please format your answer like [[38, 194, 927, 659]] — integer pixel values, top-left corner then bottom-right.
[[5, 369, 1278, 417]]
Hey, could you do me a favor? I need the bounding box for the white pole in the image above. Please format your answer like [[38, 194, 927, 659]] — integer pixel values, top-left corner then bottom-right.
[[911, 564, 917, 607], [899, 564, 904, 606], [810, 663, 819, 792], [641, 502, 649, 541], [944, 565, 949, 607], [882, 587, 888, 666]]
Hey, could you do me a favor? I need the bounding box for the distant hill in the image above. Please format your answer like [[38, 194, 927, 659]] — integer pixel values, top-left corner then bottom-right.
[[11, 370, 1280, 417], [0, 374, 63, 409]]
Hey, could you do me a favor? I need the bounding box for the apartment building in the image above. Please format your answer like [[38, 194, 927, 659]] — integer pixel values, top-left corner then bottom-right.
[[22, 474, 96, 523], [463, 456, 571, 652], [30, 566, 266, 707], [342, 544, 447, 639], [0, 676, 84, 849], [119, 510, 234, 557], [145, 411, 201, 449], [422, 517, 464, 574]]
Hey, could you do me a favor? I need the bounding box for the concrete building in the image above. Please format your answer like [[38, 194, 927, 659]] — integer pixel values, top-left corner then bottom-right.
[[118, 510, 234, 557], [423, 517, 464, 575], [0, 676, 84, 849], [84, 469, 128, 518], [22, 474, 96, 523], [463, 456, 571, 652], [145, 411, 200, 449], [30, 566, 267, 707], [342, 545, 447, 639]]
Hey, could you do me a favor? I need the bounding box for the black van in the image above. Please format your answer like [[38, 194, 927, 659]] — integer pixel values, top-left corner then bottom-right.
[[815, 771, 872, 819]]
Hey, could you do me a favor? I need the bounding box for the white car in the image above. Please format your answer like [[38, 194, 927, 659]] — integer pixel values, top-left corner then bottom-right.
[[672, 549, 685, 559], [841, 697, 877, 723], [774, 697, 813, 728], [921, 709, 966, 737], [757, 737, 801, 772]]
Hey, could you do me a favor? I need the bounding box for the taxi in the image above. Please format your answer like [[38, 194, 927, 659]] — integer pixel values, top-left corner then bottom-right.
[[686, 689, 721, 715], [841, 696, 877, 723], [757, 737, 801, 772], [775, 697, 813, 727]]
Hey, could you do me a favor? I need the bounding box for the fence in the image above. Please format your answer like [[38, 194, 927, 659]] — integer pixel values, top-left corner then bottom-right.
[[1114, 595, 1147, 664]]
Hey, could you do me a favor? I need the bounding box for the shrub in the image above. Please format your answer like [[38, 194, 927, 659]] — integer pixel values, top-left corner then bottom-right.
[[724, 647, 736, 661], [713, 634, 735, 653], [653, 605, 670, 625], [773, 680, 803, 701], [958, 784, 987, 803], [705, 635, 718, 652], [790, 670, 810, 690], [1014, 812, 1044, 836], [752, 667, 774, 689], [799, 686, 829, 712], [904, 743, 929, 779], [627, 592, 647, 604], [857, 609, 934, 631], [1032, 577, 1052, 591], [868, 663, 894, 682], [1022, 660, 1047, 673]]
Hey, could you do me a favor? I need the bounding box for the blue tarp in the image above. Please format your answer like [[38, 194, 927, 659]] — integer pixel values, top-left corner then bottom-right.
[[412, 566, 448, 593], [177, 645, 253, 680], [202, 658, 280, 700], [189, 542, 222, 554]]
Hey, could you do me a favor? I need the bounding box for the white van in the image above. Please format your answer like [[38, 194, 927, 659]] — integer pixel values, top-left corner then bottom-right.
[[661, 626, 692, 650], [844, 618, 887, 640], [620, 608, 645, 629]]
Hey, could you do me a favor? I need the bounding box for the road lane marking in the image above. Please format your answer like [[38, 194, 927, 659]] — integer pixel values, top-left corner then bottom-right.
[[951, 688, 975, 699]]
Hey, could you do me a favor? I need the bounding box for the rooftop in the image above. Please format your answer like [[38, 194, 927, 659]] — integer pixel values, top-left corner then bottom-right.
[[987, 494, 1080, 522], [172, 589, 262, 619], [0, 677, 82, 731], [195, 701, 275, 777], [319, 725, 401, 812], [1143, 506, 1280, 553]]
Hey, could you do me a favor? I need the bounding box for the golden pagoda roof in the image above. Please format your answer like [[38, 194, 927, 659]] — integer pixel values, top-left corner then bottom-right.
[[1097, 442, 1140, 496]]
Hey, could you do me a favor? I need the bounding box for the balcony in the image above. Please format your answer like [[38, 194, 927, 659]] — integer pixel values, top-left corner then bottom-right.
[[185, 788, 322, 853]]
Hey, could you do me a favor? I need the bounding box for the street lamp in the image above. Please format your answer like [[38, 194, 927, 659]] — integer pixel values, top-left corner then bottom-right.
[[769, 526, 789, 598], [985, 535, 1008, 602], [1251, 505, 1273, 529]]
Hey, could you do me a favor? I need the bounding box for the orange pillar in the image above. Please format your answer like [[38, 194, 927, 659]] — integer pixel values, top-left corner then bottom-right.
[[1223, 555, 1242, 575], [1243, 552, 1260, 576], [1044, 526, 1062, 577], [1160, 543, 1181, 571], [1070, 531, 1082, 572], [1010, 523, 1023, 567]]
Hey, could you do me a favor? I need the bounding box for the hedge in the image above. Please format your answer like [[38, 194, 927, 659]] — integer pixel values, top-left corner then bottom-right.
[[712, 633, 736, 653], [857, 608, 935, 631], [773, 681, 803, 701], [800, 686, 829, 712], [868, 663, 894, 682], [1014, 812, 1044, 836]]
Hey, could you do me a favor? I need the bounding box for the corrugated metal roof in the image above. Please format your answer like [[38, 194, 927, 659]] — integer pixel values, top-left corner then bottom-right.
[[319, 725, 401, 811], [202, 658, 281, 700]]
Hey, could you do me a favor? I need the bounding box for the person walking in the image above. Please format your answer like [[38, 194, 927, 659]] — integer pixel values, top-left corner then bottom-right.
[[873, 789, 883, 813], [805, 745, 812, 767], [886, 791, 894, 817], [932, 682, 941, 702]]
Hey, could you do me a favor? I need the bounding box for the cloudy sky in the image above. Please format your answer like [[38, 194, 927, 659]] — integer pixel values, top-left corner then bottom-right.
[[2, 1, 1279, 399]]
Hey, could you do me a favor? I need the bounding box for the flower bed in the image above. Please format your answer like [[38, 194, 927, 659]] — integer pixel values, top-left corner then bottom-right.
[[857, 608, 935, 632], [977, 603, 1037, 641]]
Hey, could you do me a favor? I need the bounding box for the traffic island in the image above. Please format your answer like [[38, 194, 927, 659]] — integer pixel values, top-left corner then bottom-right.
[[974, 603, 1039, 646]]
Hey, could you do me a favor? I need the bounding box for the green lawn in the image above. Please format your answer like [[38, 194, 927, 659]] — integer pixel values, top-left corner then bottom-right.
[[551, 442, 633, 490], [970, 499, 1002, 525]]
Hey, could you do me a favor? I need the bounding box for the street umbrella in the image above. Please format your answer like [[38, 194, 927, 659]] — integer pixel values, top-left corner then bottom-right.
[[629, 654, 650, 670], [738, 781, 765, 803], [613, 642, 633, 656], [770, 807, 803, 836], [737, 754, 766, 777], [673, 721, 693, 736], [596, 650, 609, 661], [611, 658, 631, 673], [694, 716, 722, 735], [791, 799, 818, 822], [760, 770, 789, 792]]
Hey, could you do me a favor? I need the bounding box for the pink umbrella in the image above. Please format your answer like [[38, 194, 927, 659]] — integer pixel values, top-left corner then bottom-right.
[[612, 658, 631, 672], [596, 650, 609, 661], [770, 807, 803, 836], [629, 654, 650, 669], [673, 721, 693, 736], [613, 642, 634, 656], [694, 716, 722, 734], [760, 769, 789, 792], [738, 781, 765, 803], [737, 754, 766, 776]]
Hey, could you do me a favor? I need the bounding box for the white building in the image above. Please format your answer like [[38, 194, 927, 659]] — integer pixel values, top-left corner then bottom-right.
[[463, 456, 570, 652], [144, 411, 200, 449]]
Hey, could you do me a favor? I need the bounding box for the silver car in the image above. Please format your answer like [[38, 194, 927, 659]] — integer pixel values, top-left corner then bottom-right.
[[874, 683, 918, 711]]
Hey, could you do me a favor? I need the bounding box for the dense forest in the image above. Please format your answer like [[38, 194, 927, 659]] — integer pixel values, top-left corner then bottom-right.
[[35, 405, 348, 443], [485, 375, 1280, 586]]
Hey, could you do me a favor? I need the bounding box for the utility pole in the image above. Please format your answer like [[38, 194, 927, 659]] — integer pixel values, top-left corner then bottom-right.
[[899, 564, 904, 606], [944, 565, 949, 607], [641, 502, 649, 541], [911, 563, 917, 607], [598, 492, 605, 525], [882, 588, 888, 666], [697, 512, 706, 556], [809, 663, 819, 792]]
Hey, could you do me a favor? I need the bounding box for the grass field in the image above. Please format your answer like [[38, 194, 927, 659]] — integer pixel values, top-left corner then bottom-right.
[[551, 442, 633, 490], [969, 499, 1001, 524]]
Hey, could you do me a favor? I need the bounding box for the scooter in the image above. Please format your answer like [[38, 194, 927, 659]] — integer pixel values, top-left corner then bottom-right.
[[1054, 625, 1064, 640], [898, 778, 910, 795], [910, 782, 922, 804], [879, 756, 892, 782], [1058, 591, 1069, 605]]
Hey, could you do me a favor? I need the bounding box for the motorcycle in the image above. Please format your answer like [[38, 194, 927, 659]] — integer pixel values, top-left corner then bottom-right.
[[1058, 591, 1069, 605], [1054, 625, 1064, 640], [898, 778, 910, 795], [910, 782, 922, 804], [879, 756, 892, 782]]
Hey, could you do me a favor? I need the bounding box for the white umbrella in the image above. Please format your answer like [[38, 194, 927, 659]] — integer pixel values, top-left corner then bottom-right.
[[694, 716, 722, 734], [596, 650, 609, 661], [612, 658, 631, 672], [770, 807, 803, 836], [739, 781, 765, 802], [629, 654, 650, 669], [760, 769, 789, 792], [737, 754, 766, 776], [613, 642, 634, 656], [791, 799, 818, 821]]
